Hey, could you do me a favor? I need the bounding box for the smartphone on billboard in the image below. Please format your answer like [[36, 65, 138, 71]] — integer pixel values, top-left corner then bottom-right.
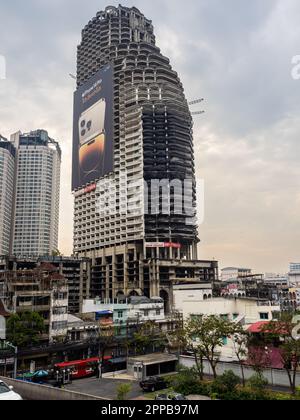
[[78, 98, 106, 184]]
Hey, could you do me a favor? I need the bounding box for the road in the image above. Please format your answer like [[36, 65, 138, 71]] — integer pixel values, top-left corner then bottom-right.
[[65, 377, 143, 400]]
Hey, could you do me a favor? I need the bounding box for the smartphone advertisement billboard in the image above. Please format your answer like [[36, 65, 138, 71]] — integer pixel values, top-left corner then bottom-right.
[[72, 64, 114, 191]]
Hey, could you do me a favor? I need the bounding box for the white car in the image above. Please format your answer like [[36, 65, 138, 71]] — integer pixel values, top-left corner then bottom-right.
[[0, 380, 23, 400]]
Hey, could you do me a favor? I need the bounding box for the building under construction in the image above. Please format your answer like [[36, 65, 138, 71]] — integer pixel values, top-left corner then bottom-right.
[[72, 5, 218, 310]]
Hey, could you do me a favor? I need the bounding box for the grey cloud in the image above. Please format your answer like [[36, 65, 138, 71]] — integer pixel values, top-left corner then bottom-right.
[[0, 0, 299, 272]]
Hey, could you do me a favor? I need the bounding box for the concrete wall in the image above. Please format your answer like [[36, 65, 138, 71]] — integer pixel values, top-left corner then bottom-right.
[[180, 356, 300, 388], [0, 377, 108, 401]]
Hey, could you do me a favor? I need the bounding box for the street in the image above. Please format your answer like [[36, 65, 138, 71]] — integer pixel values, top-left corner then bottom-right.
[[65, 377, 144, 400]]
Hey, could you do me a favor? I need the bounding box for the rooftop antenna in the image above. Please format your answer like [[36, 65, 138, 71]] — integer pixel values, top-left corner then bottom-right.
[[188, 98, 204, 106], [189, 98, 205, 116], [191, 110, 205, 116]]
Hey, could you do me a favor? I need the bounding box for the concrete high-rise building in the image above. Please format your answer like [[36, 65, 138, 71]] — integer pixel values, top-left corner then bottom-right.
[[10, 130, 61, 257], [0, 135, 15, 256], [72, 5, 218, 310]]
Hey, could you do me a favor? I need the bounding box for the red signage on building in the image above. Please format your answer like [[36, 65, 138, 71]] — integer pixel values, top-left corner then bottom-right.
[[74, 183, 97, 197]]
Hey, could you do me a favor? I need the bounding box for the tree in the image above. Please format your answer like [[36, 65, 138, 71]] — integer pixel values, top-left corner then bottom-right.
[[183, 315, 238, 379], [232, 327, 250, 387], [52, 249, 62, 257], [131, 321, 167, 355], [263, 314, 300, 395], [116, 383, 132, 400], [6, 312, 45, 347]]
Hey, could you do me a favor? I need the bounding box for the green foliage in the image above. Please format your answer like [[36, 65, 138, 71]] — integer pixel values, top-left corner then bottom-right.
[[116, 383, 132, 401], [181, 315, 244, 378], [52, 249, 62, 257], [173, 378, 211, 397], [132, 321, 167, 355], [6, 312, 45, 347], [295, 387, 300, 398], [172, 365, 210, 396], [211, 370, 240, 393], [247, 373, 269, 391], [171, 369, 296, 401]]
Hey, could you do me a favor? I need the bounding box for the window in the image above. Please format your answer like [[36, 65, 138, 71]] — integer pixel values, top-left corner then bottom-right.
[[156, 310, 161, 316], [117, 311, 123, 319], [0, 382, 10, 394], [260, 313, 269, 320], [52, 321, 68, 331]]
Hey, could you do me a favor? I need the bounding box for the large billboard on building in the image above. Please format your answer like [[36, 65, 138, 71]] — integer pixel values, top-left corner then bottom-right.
[[72, 64, 114, 191]]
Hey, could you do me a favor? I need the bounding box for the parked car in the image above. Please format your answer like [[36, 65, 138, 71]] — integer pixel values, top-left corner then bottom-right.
[[171, 393, 187, 401], [155, 394, 169, 400], [155, 393, 187, 401], [140, 377, 168, 392], [0, 380, 23, 401]]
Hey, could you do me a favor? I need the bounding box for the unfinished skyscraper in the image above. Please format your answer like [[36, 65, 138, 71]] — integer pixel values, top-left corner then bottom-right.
[[72, 5, 218, 311]]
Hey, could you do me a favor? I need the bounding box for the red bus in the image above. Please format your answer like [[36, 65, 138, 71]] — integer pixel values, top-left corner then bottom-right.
[[54, 356, 114, 380], [54, 357, 100, 380]]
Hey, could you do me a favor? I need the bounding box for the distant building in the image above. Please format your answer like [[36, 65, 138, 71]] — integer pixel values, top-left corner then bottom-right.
[[10, 130, 61, 257], [264, 273, 289, 287], [289, 263, 300, 286], [221, 267, 252, 282], [0, 136, 15, 256]]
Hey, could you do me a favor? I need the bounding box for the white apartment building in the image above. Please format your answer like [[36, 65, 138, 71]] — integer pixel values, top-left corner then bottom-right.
[[174, 290, 280, 362], [0, 136, 15, 256], [10, 130, 61, 257], [175, 297, 279, 325], [82, 296, 165, 323], [173, 283, 213, 310]]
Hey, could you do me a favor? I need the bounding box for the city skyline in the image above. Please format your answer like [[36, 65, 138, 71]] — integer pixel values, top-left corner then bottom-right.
[[1, 0, 300, 273]]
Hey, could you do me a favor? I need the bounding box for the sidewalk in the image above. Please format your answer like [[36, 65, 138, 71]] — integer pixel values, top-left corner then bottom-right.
[[103, 372, 138, 381]]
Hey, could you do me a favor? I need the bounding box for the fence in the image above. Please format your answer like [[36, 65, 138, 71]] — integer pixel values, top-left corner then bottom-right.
[[180, 356, 300, 388]]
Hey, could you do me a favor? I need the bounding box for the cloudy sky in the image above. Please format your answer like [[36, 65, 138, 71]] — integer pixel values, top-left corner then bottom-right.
[[1, 0, 300, 273]]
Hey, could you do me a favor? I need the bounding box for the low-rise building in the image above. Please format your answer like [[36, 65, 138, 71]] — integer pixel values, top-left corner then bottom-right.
[[0, 263, 69, 343], [173, 284, 213, 310], [82, 296, 182, 336], [289, 263, 300, 286], [175, 295, 279, 325], [221, 267, 252, 283], [174, 288, 281, 362], [0, 256, 90, 315], [264, 273, 289, 287]]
